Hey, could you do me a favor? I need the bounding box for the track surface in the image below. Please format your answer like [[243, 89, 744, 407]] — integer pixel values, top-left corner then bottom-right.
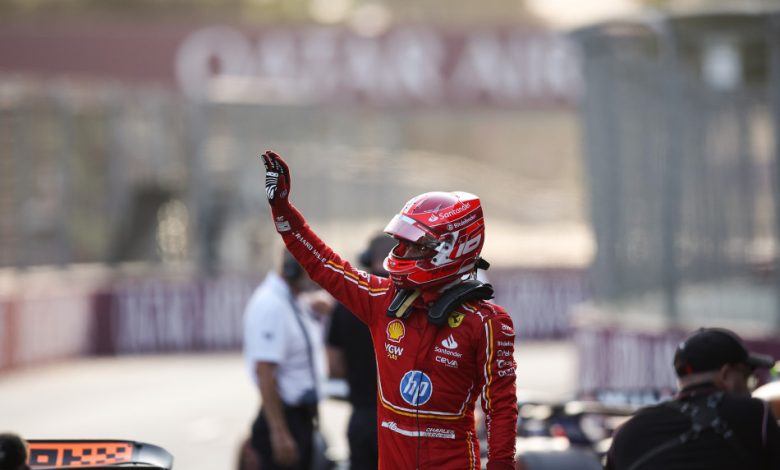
[[0, 341, 576, 470]]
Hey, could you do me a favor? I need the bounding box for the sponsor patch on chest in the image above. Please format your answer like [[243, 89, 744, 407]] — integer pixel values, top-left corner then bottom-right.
[[386, 319, 405, 343], [433, 333, 463, 368], [385, 343, 405, 360], [435, 355, 459, 368], [400, 370, 433, 406]]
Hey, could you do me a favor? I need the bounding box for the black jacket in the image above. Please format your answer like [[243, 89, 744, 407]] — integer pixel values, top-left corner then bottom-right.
[[606, 383, 780, 470], [326, 303, 377, 408]]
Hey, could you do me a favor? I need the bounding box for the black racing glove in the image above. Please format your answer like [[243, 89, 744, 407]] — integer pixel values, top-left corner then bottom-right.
[[263, 150, 290, 206], [261, 150, 305, 233]]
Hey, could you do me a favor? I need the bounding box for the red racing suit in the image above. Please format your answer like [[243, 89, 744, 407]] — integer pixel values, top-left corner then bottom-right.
[[281, 222, 518, 469]]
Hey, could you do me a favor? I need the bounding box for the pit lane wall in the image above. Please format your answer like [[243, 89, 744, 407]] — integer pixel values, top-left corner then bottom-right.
[[0, 267, 106, 371], [0, 266, 586, 371], [91, 276, 259, 355]]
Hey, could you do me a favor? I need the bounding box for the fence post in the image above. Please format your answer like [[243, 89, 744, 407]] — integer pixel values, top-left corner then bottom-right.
[[653, 17, 682, 323], [574, 31, 622, 302], [186, 98, 213, 274], [11, 102, 31, 268], [55, 90, 74, 266], [768, 14, 780, 330]]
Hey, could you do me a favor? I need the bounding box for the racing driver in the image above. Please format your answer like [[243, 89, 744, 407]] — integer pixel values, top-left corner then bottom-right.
[[260, 150, 517, 469]]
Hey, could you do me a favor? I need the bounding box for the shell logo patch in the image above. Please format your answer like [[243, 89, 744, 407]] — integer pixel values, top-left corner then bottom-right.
[[386, 319, 405, 343], [448, 312, 464, 328], [400, 370, 433, 406]]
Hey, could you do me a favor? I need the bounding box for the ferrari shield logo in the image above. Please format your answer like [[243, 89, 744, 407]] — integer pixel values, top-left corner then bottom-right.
[[448, 312, 464, 328]]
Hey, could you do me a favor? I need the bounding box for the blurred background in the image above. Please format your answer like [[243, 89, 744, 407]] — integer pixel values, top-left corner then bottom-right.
[[1, 0, 780, 468]]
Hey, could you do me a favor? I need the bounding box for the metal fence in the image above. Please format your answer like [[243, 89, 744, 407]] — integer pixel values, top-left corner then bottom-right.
[[572, 12, 780, 330], [0, 79, 584, 276], [0, 82, 193, 268], [0, 81, 410, 272]]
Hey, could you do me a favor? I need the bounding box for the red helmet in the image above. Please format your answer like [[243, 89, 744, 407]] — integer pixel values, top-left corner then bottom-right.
[[383, 191, 485, 289]]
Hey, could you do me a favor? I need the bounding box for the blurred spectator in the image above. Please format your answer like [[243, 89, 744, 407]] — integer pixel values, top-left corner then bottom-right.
[[0, 433, 29, 470], [326, 233, 395, 470], [243, 249, 329, 470], [605, 327, 780, 470]]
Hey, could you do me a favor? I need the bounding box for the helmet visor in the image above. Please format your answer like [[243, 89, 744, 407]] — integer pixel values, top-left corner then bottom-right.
[[384, 214, 438, 249]]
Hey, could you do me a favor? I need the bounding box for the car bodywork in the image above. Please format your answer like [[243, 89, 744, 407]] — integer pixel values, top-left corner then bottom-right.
[[27, 440, 173, 470]]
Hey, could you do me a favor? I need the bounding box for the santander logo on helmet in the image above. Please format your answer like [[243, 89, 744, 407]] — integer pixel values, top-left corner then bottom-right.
[[382, 191, 485, 290]]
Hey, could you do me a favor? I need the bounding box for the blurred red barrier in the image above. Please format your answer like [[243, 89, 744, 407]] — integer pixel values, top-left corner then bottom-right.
[[490, 267, 588, 339], [0, 267, 103, 370], [93, 277, 260, 355], [574, 326, 780, 403], [0, 266, 586, 372], [0, 297, 17, 371]]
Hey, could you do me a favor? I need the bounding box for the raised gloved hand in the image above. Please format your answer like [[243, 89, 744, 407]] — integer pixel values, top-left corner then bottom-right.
[[261, 150, 304, 233], [262, 150, 291, 207]]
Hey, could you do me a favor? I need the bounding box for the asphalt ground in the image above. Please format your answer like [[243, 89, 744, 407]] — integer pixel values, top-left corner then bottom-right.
[[0, 340, 576, 470]]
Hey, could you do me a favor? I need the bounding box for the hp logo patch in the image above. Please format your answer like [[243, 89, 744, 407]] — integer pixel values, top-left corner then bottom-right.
[[400, 370, 433, 406]]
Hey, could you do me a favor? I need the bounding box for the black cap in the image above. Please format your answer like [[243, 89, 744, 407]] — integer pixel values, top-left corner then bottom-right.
[[674, 327, 775, 377], [359, 233, 397, 268]]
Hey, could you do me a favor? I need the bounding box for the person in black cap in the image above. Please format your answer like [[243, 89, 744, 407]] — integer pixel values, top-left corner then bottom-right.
[[605, 327, 780, 470]]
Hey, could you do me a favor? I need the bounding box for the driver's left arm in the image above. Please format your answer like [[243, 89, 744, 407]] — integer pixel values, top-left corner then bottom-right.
[[476, 307, 518, 470]]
